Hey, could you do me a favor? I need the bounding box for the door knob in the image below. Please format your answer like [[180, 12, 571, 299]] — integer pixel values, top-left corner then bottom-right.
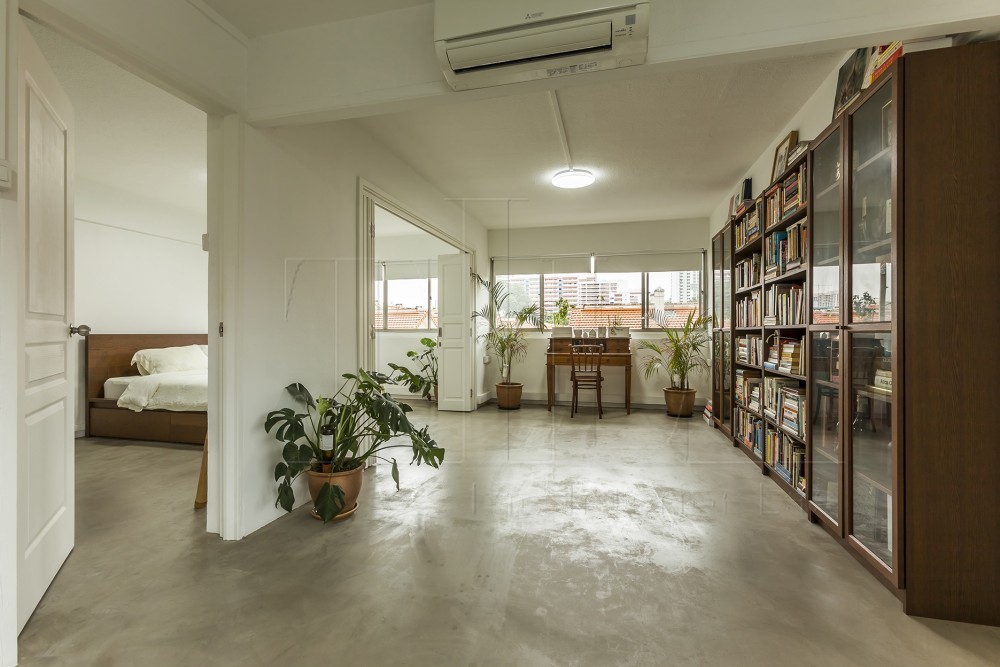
[[70, 324, 91, 337]]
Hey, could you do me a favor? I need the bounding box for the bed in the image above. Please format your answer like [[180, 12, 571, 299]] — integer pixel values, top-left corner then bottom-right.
[[86, 333, 209, 445]]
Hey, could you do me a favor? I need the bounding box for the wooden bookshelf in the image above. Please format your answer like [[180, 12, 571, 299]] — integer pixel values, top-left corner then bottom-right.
[[710, 42, 1000, 626]]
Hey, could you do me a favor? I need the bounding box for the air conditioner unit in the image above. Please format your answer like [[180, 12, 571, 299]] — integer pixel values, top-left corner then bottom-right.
[[434, 1, 649, 91]]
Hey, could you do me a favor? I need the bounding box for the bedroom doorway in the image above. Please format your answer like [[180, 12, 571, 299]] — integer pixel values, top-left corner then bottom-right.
[[11, 15, 213, 631], [359, 181, 476, 411]]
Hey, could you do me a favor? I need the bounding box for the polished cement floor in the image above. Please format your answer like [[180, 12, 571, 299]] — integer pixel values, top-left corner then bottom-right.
[[17, 403, 1000, 666]]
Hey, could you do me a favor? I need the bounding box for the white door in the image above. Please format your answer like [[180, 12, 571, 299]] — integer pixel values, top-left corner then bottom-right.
[[16, 22, 76, 632], [436, 253, 473, 411]]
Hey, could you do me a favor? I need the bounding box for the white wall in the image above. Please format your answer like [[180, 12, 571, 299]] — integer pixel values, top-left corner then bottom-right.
[[486, 217, 713, 408], [376, 331, 435, 398], [233, 119, 488, 538], [709, 63, 844, 234]]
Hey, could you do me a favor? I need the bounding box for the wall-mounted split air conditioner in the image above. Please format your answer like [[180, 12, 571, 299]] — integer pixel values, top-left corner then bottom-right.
[[434, 1, 650, 91]]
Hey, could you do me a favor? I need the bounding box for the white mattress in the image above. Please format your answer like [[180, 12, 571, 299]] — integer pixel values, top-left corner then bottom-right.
[[115, 370, 208, 412], [103, 376, 135, 401]]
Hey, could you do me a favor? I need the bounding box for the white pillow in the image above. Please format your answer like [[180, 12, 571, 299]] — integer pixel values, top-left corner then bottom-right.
[[131, 345, 208, 376]]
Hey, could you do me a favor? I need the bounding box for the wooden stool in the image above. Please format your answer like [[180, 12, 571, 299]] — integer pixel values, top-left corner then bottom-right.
[[194, 435, 208, 509]]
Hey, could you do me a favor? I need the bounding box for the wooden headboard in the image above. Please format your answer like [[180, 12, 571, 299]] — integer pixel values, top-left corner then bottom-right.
[[86, 333, 208, 399]]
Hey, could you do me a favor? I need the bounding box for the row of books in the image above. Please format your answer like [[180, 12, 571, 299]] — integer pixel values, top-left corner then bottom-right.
[[762, 377, 799, 421], [735, 369, 762, 413], [779, 386, 806, 439], [735, 406, 764, 457], [763, 220, 807, 278], [763, 283, 805, 327], [737, 334, 763, 366], [764, 427, 807, 495], [734, 207, 761, 249], [735, 291, 762, 328], [763, 162, 809, 229], [735, 253, 761, 290]]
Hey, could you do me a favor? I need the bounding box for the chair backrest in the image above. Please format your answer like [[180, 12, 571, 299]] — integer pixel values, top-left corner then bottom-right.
[[570, 344, 603, 375]]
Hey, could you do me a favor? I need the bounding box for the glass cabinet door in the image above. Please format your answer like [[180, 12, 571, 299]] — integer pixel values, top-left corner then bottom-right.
[[722, 225, 732, 329], [721, 331, 732, 429], [849, 82, 895, 323], [809, 331, 840, 523], [713, 232, 724, 328], [811, 126, 842, 325], [848, 331, 894, 566]]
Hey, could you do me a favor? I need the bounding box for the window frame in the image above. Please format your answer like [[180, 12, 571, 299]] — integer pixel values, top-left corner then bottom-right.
[[376, 260, 438, 332], [491, 259, 706, 332]]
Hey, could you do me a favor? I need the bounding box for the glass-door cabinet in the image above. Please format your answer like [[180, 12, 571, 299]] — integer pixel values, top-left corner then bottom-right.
[[808, 66, 901, 586], [712, 224, 732, 435], [844, 71, 900, 584], [808, 121, 844, 531]]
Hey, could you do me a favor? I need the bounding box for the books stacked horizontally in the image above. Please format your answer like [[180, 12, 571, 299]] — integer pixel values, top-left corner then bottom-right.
[[763, 377, 799, 421], [779, 386, 806, 439], [763, 283, 805, 326], [763, 342, 780, 371], [735, 253, 761, 290], [781, 162, 808, 218], [737, 334, 762, 365], [779, 338, 804, 375], [873, 368, 892, 390], [702, 399, 713, 426]]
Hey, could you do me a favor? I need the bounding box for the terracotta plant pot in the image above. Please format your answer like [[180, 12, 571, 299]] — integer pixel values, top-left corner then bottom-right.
[[664, 388, 697, 417], [306, 465, 364, 520], [495, 382, 523, 410]]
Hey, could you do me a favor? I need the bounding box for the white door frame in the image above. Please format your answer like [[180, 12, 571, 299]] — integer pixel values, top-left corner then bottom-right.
[[356, 179, 476, 383]]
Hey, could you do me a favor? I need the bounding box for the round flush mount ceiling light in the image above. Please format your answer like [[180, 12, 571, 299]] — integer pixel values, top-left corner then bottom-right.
[[551, 168, 595, 189]]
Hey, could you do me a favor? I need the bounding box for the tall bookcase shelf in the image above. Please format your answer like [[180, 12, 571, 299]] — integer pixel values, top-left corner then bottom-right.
[[709, 42, 1000, 626]]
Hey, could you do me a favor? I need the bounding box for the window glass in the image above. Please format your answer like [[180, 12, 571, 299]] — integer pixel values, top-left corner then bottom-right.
[[647, 270, 702, 327], [385, 278, 432, 330], [545, 272, 643, 330], [495, 274, 542, 323]]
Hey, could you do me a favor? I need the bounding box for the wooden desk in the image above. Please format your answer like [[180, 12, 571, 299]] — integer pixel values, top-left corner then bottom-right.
[[546, 337, 632, 414]]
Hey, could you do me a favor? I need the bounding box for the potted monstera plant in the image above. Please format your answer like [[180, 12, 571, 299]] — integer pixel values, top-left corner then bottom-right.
[[473, 275, 541, 410], [637, 311, 712, 417], [388, 337, 439, 402], [264, 369, 444, 522]]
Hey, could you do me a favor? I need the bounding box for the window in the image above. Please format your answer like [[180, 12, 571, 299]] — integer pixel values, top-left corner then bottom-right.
[[494, 258, 703, 330], [375, 261, 437, 330]]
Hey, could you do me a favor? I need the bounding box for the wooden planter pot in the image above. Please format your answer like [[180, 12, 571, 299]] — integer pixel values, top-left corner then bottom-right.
[[664, 388, 697, 417], [496, 382, 523, 410]]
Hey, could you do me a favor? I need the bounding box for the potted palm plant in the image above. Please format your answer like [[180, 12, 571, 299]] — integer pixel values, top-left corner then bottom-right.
[[388, 336, 438, 402], [264, 369, 444, 522], [637, 311, 712, 417], [474, 275, 541, 409]]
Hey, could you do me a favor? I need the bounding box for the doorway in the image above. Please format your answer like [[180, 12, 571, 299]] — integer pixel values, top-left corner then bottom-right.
[[15, 16, 210, 633], [358, 181, 476, 411]]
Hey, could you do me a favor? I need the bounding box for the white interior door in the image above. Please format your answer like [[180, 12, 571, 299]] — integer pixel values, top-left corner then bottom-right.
[[16, 22, 75, 632], [436, 253, 473, 411]]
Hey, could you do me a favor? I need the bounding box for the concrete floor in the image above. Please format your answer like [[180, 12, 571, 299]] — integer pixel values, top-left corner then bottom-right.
[[17, 403, 1000, 666]]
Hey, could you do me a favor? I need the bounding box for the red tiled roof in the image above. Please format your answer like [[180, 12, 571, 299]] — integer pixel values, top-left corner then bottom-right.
[[374, 308, 437, 330], [812, 313, 839, 324]]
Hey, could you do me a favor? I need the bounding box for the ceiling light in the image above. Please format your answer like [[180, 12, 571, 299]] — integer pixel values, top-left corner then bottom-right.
[[551, 168, 595, 189]]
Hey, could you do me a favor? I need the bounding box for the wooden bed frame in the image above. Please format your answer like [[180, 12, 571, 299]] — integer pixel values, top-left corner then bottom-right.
[[86, 333, 208, 445]]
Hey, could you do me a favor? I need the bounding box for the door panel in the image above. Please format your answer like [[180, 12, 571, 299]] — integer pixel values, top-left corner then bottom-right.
[[437, 253, 473, 411], [17, 21, 75, 632]]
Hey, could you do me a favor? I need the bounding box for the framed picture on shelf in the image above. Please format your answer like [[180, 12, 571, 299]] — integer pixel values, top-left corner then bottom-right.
[[833, 48, 871, 119], [771, 131, 798, 182]]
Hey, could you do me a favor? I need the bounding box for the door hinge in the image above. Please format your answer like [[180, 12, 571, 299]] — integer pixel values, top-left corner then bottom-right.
[[218, 322, 224, 337], [470, 389, 473, 398], [370, 222, 375, 239]]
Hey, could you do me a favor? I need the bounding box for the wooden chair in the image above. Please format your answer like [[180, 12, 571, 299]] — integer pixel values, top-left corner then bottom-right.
[[570, 344, 604, 418]]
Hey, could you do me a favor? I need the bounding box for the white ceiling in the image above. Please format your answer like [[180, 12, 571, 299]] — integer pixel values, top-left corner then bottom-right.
[[357, 53, 842, 228], [202, 0, 430, 37], [27, 21, 207, 219], [27, 2, 844, 235]]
